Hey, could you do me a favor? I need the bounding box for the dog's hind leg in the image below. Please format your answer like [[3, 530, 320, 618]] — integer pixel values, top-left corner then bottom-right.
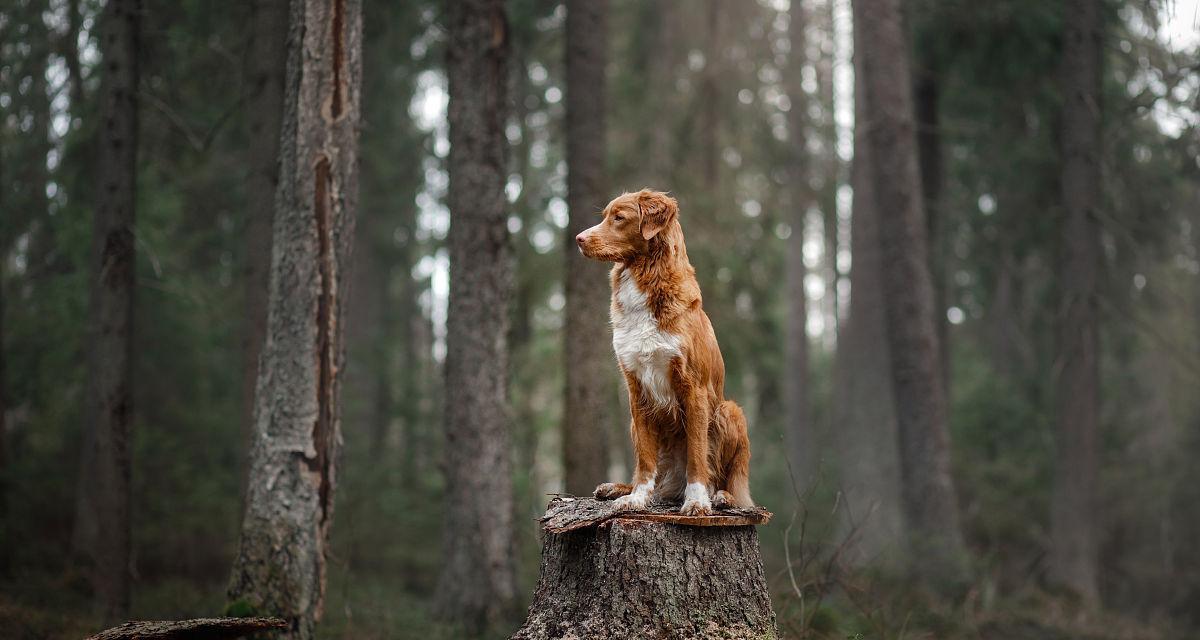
[[717, 400, 753, 508]]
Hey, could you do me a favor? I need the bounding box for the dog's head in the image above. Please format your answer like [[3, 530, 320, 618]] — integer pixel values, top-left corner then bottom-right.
[[575, 189, 679, 262]]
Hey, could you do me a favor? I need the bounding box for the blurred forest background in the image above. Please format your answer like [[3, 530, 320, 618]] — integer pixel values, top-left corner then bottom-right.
[[2, 0, 1199, 638]]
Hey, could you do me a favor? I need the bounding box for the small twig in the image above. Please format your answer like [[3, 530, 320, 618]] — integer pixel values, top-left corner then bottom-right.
[[783, 510, 805, 622]]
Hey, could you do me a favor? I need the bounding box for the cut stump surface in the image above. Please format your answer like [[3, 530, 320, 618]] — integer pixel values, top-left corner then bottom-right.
[[539, 495, 773, 533], [513, 497, 778, 640]]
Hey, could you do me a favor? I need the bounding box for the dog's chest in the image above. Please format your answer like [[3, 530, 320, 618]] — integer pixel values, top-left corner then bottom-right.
[[611, 270, 683, 408]]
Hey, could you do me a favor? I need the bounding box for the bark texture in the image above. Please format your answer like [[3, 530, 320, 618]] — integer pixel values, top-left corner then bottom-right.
[[241, 0, 289, 460], [851, 0, 968, 587], [226, 0, 362, 637], [784, 0, 813, 487], [86, 617, 286, 640], [513, 499, 777, 640], [563, 0, 614, 496], [1049, 0, 1102, 607], [832, 39, 903, 563], [73, 0, 139, 622], [435, 0, 517, 633]]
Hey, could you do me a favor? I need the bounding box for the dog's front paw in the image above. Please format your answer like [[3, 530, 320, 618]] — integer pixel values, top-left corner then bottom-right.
[[680, 482, 713, 516], [680, 497, 712, 516], [611, 480, 654, 511], [613, 492, 650, 511], [594, 482, 632, 500]]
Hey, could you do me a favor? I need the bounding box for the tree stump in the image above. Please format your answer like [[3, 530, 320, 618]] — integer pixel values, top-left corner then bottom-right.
[[84, 617, 287, 639], [512, 497, 777, 640]]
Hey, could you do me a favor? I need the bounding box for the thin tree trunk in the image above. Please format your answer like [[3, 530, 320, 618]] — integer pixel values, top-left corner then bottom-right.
[[832, 39, 903, 563], [403, 291, 435, 484], [347, 212, 392, 461], [435, 0, 517, 633], [915, 65, 950, 391], [563, 0, 613, 496], [784, 1, 813, 487], [226, 0, 362, 637], [816, 0, 840, 341], [1049, 0, 1102, 607], [241, 0, 288, 463], [21, 9, 54, 279], [851, 0, 968, 588], [641, 1, 675, 187], [72, 0, 139, 623], [0, 157, 7, 578], [64, 0, 86, 109], [700, 0, 721, 190], [367, 261, 392, 461]]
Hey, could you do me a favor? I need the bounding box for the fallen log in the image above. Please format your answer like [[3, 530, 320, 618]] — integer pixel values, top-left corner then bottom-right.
[[84, 617, 287, 640], [512, 497, 778, 640]]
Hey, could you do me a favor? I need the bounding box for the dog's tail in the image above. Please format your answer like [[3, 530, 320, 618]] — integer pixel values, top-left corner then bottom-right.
[[717, 400, 754, 508]]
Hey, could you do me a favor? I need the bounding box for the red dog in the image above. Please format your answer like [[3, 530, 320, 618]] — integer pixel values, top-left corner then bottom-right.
[[576, 189, 752, 516]]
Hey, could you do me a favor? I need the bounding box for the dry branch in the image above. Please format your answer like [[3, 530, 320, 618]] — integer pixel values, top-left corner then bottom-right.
[[85, 617, 287, 640]]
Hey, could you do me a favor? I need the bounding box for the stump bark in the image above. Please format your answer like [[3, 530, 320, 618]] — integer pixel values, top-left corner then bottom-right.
[[512, 497, 777, 640]]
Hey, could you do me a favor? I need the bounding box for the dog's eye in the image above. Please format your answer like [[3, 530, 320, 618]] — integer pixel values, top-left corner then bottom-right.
[[613, 214, 624, 222]]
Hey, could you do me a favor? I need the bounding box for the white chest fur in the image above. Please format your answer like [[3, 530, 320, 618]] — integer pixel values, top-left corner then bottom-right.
[[611, 269, 683, 409]]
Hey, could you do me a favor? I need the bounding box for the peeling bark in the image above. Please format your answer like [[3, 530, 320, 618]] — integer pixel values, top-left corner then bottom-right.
[[227, 0, 362, 638]]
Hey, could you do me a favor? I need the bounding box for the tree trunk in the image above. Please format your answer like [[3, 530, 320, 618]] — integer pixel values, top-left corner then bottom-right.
[[563, 0, 614, 496], [347, 186, 390, 463], [512, 498, 777, 640], [0, 163, 7, 579], [1049, 0, 1102, 607], [64, 0, 86, 108], [73, 0, 139, 623], [832, 37, 904, 564], [915, 65, 950, 391], [18, 5, 55, 279], [699, 0, 722, 190], [784, 1, 814, 488], [435, 0, 517, 634], [240, 0, 288, 473], [226, 0, 362, 637], [851, 0, 968, 588], [399, 258, 432, 486], [818, 0, 841, 341]]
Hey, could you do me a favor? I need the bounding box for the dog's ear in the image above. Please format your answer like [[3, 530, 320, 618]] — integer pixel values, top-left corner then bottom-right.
[[637, 190, 678, 241]]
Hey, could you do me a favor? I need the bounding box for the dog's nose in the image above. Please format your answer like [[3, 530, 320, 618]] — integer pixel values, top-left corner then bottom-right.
[[575, 233, 586, 247]]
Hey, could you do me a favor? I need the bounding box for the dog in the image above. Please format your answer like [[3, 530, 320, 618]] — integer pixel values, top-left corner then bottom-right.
[[575, 189, 752, 516]]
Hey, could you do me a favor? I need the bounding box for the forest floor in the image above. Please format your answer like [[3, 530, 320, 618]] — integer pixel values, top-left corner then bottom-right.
[[0, 560, 1183, 640]]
